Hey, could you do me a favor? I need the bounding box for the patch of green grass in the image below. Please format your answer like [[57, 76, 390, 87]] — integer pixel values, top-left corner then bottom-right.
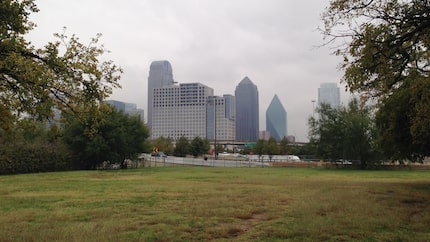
[[0, 167, 430, 241]]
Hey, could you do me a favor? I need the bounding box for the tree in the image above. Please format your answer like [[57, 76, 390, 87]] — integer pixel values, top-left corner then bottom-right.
[[152, 136, 174, 155], [308, 99, 379, 168], [0, 1, 121, 133], [309, 103, 345, 162], [266, 137, 280, 161], [215, 144, 224, 155], [322, 0, 430, 161], [63, 105, 149, 169], [279, 137, 289, 155], [253, 139, 267, 162], [174, 136, 190, 157], [0, 118, 73, 174], [190, 137, 210, 158]]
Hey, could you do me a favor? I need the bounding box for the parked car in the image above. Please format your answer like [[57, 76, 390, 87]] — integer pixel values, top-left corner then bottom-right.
[[335, 159, 352, 165]]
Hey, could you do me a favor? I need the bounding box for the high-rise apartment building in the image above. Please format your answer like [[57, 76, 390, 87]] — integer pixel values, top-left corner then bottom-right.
[[151, 83, 214, 141], [147, 60, 174, 128], [318, 83, 340, 108], [235, 77, 259, 142], [266, 94, 287, 141], [206, 95, 236, 142]]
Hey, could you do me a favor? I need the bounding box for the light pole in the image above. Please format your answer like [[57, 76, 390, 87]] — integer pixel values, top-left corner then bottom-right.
[[214, 97, 217, 160], [311, 100, 316, 119]]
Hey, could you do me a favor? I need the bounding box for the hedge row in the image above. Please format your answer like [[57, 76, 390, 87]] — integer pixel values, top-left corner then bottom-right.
[[0, 142, 73, 175]]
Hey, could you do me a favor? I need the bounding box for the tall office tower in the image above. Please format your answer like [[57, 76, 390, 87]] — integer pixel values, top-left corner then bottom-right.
[[235, 76, 259, 142], [318, 82, 340, 108], [206, 95, 236, 142], [151, 83, 214, 141], [147, 60, 174, 128], [266, 94, 287, 141]]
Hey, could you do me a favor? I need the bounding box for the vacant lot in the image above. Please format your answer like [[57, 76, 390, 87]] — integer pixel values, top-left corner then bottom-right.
[[0, 167, 429, 241]]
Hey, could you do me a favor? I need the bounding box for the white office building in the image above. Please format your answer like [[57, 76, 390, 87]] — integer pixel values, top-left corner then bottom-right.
[[151, 83, 214, 141]]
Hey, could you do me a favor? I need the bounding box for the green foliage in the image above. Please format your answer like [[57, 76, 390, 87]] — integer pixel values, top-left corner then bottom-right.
[[309, 99, 380, 167], [322, 0, 430, 161], [253, 139, 267, 160], [0, 0, 122, 132], [266, 137, 280, 160], [215, 144, 224, 154], [151, 136, 174, 155], [174, 136, 190, 157], [375, 77, 430, 162], [190, 137, 210, 158], [279, 137, 289, 155], [63, 105, 149, 169], [0, 119, 72, 174], [0, 140, 72, 175]]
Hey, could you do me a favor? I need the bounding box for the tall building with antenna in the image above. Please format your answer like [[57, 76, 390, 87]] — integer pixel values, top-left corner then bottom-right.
[[147, 60, 174, 128]]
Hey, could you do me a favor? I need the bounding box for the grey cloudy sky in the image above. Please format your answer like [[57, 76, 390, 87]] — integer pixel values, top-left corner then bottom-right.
[[27, 0, 351, 142]]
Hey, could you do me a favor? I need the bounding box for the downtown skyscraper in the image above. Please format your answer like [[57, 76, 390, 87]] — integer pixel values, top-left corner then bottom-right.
[[266, 94, 287, 141], [318, 82, 340, 108], [206, 95, 236, 142], [235, 77, 259, 142], [147, 60, 174, 128]]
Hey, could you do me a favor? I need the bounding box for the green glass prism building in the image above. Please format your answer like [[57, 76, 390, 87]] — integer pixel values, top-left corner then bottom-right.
[[266, 94, 287, 141]]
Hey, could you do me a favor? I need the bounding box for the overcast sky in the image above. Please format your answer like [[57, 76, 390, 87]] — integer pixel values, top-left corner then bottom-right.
[[27, 0, 351, 142]]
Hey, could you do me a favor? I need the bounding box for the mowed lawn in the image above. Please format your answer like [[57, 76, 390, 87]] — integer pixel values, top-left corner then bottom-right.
[[1, 167, 430, 241]]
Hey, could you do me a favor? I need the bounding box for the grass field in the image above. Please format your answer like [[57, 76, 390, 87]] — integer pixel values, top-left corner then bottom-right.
[[1, 167, 430, 241]]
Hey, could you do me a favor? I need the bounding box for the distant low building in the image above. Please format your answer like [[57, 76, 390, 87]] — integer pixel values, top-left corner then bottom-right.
[[259, 131, 270, 140], [105, 100, 145, 121], [286, 135, 295, 143]]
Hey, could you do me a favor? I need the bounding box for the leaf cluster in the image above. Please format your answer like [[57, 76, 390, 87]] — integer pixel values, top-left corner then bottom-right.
[[322, 0, 430, 161], [63, 104, 149, 169], [308, 99, 380, 167], [0, 0, 122, 132]]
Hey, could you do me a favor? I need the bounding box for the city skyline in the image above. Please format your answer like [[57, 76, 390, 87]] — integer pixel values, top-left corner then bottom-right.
[[27, 0, 352, 141]]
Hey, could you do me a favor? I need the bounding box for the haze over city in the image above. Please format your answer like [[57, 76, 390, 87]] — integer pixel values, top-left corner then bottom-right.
[[27, 0, 352, 141]]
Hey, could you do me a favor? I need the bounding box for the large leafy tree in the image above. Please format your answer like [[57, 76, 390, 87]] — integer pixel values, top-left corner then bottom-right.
[[174, 136, 190, 157], [309, 99, 379, 168], [253, 139, 267, 162], [266, 137, 280, 161], [0, 0, 121, 132], [63, 105, 149, 169], [322, 0, 430, 161], [152, 136, 174, 155], [190, 137, 210, 158]]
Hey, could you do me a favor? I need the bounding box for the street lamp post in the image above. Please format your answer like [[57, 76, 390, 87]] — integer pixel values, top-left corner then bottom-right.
[[214, 97, 217, 160], [311, 100, 316, 118]]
